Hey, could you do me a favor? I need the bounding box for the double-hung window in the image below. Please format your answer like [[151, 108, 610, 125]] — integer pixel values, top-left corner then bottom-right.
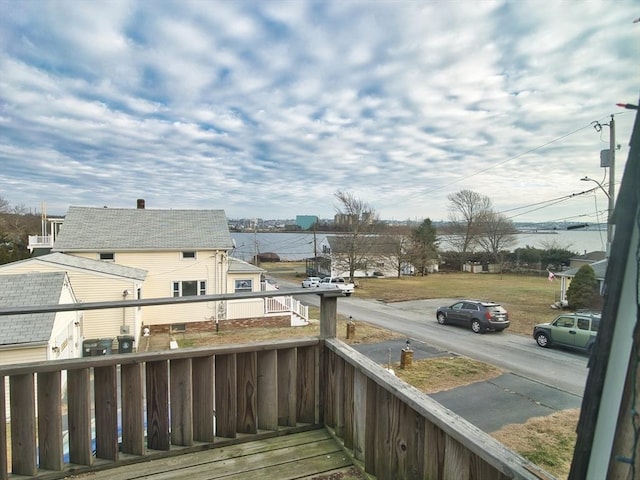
[[172, 280, 206, 297]]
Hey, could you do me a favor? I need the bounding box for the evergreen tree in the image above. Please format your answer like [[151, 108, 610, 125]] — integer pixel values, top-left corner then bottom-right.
[[409, 219, 438, 275], [566, 264, 600, 310]]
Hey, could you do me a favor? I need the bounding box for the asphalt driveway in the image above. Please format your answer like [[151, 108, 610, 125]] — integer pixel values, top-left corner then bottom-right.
[[352, 338, 582, 433]]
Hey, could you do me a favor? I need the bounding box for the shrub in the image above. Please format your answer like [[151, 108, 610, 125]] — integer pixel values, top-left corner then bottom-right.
[[566, 264, 600, 310]]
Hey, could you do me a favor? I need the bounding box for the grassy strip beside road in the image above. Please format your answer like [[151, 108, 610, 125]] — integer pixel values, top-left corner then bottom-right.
[[395, 356, 503, 394], [492, 409, 579, 479], [263, 262, 561, 336]]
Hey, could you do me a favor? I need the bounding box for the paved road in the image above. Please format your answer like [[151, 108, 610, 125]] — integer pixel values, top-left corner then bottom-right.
[[352, 338, 582, 433], [282, 282, 589, 396], [276, 281, 587, 434]]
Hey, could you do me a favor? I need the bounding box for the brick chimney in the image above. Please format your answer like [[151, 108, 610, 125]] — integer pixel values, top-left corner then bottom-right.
[[137, 199, 145, 209]]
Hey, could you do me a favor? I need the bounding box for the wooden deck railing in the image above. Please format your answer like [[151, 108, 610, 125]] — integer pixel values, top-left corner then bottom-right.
[[0, 290, 551, 480]]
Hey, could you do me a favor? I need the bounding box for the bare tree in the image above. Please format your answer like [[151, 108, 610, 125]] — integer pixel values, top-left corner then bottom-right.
[[477, 210, 518, 273], [443, 189, 492, 270], [380, 230, 412, 279], [333, 190, 380, 281], [0, 196, 10, 213]]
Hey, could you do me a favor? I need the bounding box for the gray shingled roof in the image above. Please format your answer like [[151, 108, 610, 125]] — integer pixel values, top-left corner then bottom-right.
[[0, 272, 68, 346], [228, 257, 265, 273], [326, 235, 399, 255], [53, 207, 234, 251], [556, 259, 608, 279], [570, 251, 607, 262], [4, 252, 147, 281]]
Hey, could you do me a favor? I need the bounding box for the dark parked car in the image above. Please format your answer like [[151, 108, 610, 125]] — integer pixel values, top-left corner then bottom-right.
[[436, 300, 510, 333], [533, 312, 600, 354]]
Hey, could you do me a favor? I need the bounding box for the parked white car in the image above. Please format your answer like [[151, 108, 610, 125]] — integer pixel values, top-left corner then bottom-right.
[[318, 276, 355, 296], [301, 276, 321, 288]]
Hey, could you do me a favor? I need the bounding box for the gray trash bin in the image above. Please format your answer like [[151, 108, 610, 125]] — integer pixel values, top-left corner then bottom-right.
[[82, 339, 98, 357], [118, 335, 134, 354], [96, 338, 113, 355]]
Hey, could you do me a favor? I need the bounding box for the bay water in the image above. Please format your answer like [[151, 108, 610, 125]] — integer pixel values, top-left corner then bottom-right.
[[230, 229, 607, 262]]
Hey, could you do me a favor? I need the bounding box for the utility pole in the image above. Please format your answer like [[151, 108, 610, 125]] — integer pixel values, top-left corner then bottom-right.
[[589, 115, 617, 256], [607, 114, 615, 255]]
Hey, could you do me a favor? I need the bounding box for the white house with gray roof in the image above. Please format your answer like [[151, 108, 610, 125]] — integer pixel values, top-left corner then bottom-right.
[[44, 204, 307, 338], [0, 272, 80, 365], [0, 252, 146, 348]]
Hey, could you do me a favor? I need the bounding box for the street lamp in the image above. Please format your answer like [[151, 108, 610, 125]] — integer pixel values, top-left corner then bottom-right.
[[581, 176, 614, 255], [581, 176, 610, 199]]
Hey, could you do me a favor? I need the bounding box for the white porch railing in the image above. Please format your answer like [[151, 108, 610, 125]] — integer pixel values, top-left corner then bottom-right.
[[27, 235, 53, 251], [265, 296, 309, 325]]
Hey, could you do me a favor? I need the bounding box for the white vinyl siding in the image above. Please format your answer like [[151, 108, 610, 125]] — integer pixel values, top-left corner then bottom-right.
[[75, 251, 227, 327], [0, 261, 142, 343], [226, 298, 265, 318]]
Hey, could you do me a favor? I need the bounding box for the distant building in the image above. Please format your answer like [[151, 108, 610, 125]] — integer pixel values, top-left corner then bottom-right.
[[296, 215, 318, 230]]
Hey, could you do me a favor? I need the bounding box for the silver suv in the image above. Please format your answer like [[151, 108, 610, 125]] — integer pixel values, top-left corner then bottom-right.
[[533, 312, 600, 354]]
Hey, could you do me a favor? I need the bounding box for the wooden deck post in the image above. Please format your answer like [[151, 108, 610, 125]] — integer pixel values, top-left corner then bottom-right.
[[319, 293, 338, 339]]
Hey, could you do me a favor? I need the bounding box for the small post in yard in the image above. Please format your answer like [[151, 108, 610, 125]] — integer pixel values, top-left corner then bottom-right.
[[400, 339, 413, 369], [346, 315, 355, 339]]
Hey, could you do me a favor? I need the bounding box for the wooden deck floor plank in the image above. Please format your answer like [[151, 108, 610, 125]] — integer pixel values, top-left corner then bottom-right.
[[296, 466, 365, 480], [214, 452, 353, 480], [64, 429, 350, 480], [147, 438, 343, 480]]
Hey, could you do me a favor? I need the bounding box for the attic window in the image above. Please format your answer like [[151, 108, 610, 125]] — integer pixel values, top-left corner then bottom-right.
[[234, 279, 253, 292], [99, 252, 115, 261], [182, 251, 196, 259]]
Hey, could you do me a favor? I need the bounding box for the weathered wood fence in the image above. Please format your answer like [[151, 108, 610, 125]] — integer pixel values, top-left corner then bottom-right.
[[0, 290, 551, 479]]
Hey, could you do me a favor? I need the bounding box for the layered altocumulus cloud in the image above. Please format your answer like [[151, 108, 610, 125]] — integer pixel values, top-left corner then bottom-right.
[[0, 0, 637, 221]]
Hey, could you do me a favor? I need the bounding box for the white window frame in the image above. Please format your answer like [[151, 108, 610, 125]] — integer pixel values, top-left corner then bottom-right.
[[172, 280, 207, 297], [234, 279, 253, 292], [181, 251, 196, 260]]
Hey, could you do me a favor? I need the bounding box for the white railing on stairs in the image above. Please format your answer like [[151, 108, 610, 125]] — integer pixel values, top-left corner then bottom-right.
[[265, 296, 309, 324]]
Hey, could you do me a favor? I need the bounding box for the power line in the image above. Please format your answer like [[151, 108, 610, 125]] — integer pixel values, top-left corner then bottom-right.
[[425, 123, 596, 194], [425, 112, 630, 195], [498, 187, 602, 220]]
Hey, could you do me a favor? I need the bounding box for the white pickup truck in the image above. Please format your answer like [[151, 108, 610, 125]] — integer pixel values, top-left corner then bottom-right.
[[318, 276, 355, 296]]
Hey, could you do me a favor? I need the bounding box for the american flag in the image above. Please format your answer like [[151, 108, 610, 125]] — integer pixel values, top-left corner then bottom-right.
[[548, 271, 556, 282]]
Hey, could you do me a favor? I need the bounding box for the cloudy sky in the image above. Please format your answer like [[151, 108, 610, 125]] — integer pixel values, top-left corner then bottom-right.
[[1, 1, 638, 223]]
